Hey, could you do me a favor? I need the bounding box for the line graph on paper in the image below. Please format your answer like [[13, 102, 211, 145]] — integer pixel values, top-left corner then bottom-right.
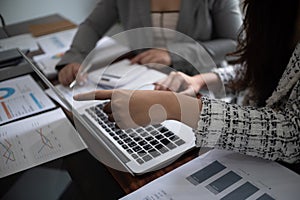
[[1, 139, 16, 163], [0, 131, 27, 172], [0, 108, 86, 178], [31, 122, 63, 160]]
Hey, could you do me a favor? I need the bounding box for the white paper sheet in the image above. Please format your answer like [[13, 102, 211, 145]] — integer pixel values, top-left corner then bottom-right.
[[45, 80, 99, 110], [0, 34, 39, 52], [0, 75, 56, 125], [36, 28, 77, 54], [0, 108, 87, 178], [121, 149, 300, 200]]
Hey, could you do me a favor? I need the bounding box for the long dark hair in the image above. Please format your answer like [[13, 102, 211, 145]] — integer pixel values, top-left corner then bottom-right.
[[232, 0, 299, 106]]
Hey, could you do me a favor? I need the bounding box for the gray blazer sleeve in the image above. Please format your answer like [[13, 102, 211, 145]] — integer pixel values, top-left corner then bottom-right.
[[168, 0, 242, 75], [56, 0, 119, 70]]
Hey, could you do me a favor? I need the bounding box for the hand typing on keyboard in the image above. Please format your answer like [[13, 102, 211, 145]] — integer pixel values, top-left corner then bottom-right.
[[73, 89, 201, 129]]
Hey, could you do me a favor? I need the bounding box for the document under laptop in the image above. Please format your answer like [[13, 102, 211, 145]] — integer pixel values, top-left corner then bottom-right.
[[19, 49, 196, 174]]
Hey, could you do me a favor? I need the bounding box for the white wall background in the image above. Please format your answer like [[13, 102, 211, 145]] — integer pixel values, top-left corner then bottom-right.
[[0, 0, 99, 26]]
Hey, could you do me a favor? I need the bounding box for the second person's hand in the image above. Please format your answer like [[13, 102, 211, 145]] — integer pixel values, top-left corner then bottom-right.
[[58, 63, 81, 86], [131, 48, 171, 67], [155, 71, 206, 97]]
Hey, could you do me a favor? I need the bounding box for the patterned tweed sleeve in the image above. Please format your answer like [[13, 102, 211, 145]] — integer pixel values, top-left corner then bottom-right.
[[195, 43, 300, 164]]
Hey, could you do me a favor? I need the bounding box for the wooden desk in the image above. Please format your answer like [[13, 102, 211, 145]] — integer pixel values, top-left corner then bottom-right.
[[0, 14, 68, 38], [108, 148, 200, 194]]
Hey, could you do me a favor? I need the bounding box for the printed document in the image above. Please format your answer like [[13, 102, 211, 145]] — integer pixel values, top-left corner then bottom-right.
[[0, 75, 56, 125], [0, 108, 86, 178], [0, 34, 39, 52], [120, 149, 300, 200], [35, 28, 77, 54]]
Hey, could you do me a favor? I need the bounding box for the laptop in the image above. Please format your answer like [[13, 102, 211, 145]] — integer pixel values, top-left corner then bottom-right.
[[19, 49, 196, 175]]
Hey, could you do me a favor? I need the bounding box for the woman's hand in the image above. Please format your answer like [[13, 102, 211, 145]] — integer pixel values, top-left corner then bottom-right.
[[58, 63, 81, 86], [155, 72, 206, 97], [73, 89, 201, 129], [131, 48, 171, 67]]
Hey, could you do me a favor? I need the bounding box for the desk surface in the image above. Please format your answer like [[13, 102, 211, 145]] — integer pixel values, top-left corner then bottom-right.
[[0, 14, 200, 200], [0, 14, 66, 38]]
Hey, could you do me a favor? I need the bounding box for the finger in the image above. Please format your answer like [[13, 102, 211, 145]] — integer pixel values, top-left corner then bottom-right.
[[168, 74, 185, 92], [153, 82, 170, 91], [58, 68, 70, 86], [157, 71, 177, 91], [103, 101, 112, 114], [107, 113, 115, 122], [60, 65, 75, 86], [73, 90, 113, 101], [131, 51, 150, 64], [72, 64, 80, 79], [153, 82, 163, 90], [140, 54, 155, 65], [154, 76, 170, 90]]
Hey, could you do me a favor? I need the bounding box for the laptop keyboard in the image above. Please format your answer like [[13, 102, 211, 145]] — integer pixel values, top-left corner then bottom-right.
[[85, 102, 186, 165]]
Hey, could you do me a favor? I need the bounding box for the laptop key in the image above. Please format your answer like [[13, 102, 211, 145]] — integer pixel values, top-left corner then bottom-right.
[[155, 144, 169, 154], [175, 139, 185, 146], [155, 135, 164, 140], [150, 140, 159, 146], [113, 136, 119, 141], [138, 140, 147, 146], [145, 126, 154, 132], [143, 144, 152, 151], [124, 138, 132, 143], [131, 153, 138, 159], [161, 138, 176, 150], [133, 146, 142, 152], [137, 150, 146, 157], [169, 135, 180, 142], [149, 149, 160, 157], [164, 131, 174, 138], [145, 136, 154, 141], [142, 154, 152, 162], [133, 136, 142, 142], [136, 158, 144, 164], [140, 132, 149, 137], [117, 140, 123, 145], [159, 127, 169, 133], [128, 142, 137, 148]]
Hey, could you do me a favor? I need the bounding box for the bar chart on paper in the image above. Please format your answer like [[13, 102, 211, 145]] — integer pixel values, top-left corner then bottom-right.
[[0, 75, 55, 125], [0, 108, 86, 178], [121, 150, 300, 200]]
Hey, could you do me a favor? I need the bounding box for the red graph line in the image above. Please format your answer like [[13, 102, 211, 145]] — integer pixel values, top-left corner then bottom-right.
[[1, 139, 15, 163], [36, 128, 54, 153]]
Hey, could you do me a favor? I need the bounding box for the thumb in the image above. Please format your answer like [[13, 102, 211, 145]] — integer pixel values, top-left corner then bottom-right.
[[73, 90, 113, 101]]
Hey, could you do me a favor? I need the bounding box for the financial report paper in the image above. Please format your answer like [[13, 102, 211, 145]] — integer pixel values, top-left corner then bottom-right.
[[120, 149, 300, 200], [0, 75, 55, 125], [0, 108, 86, 178]]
